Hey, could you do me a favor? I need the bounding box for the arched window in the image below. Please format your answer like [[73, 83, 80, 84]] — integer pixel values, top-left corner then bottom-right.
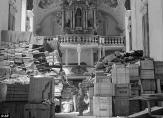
[[75, 8, 82, 27]]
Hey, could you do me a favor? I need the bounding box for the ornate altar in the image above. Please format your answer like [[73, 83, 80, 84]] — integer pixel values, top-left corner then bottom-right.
[[61, 0, 97, 34]]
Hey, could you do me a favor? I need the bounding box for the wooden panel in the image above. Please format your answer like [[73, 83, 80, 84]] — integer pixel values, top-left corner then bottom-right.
[[141, 79, 156, 91], [140, 59, 154, 69], [140, 69, 155, 79], [154, 61, 163, 74], [93, 96, 112, 117], [112, 64, 130, 84], [94, 82, 115, 97]]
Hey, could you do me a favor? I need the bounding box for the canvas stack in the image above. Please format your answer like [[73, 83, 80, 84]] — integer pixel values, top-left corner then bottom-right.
[[93, 70, 114, 117]]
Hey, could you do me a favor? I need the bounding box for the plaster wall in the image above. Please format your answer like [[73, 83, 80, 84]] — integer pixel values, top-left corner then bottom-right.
[[130, 0, 143, 50], [148, 0, 163, 61]]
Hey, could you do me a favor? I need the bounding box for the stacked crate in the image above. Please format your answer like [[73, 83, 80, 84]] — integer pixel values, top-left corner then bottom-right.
[[93, 70, 114, 117], [140, 59, 156, 94], [112, 64, 142, 116], [112, 64, 130, 116]]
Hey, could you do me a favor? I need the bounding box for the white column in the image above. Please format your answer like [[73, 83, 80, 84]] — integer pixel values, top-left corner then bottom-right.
[[21, 0, 27, 31], [77, 44, 81, 65], [65, 49, 68, 65], [148, 0, 163, 61]]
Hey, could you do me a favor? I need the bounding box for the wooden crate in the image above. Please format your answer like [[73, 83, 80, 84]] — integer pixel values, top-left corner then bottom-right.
[[141, 79, 156, 91], [24, 104, 50, 118], [113, 97, 129, 116], [0, 102, 26, 118], [112, 64, 130, 84], [28, 76, 54, 103], [0, 83, 29, 102], [94, 82, 115, 97], [140, 69, 155, 79], [128, 64, 139, 77], [154, 61, 163, 74], [115, 84, 131, 97], [140, 59, 154, 69], [93, 96, 112, 117]]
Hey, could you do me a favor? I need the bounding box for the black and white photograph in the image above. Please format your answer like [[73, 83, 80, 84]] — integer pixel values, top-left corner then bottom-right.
[[0, 0, 163, 118]]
